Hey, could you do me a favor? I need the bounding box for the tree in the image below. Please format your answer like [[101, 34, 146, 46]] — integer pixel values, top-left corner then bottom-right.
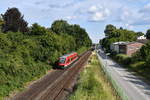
[[0, 16, 4, 32], [1, 7, 28, 33], [119, 27, 123, 30], [146, 29, 150, 39], [68, 24, 92, 48], [136, 32, 144, 36], [136, 41, 150, 66], [51, 20, 69, 34], [101, 24, 138, 51], [104, 24, 116, 38], [29, 23, 47, 35], [51, 20, 92, 48]]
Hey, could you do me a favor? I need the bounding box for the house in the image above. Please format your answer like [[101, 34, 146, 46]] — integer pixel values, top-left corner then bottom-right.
[[137, 35, 146, 40], [110, 42, 144, 56], [136, 35, 149, 44], [110, 41, 129, 53], [119, 42, 144, 56]]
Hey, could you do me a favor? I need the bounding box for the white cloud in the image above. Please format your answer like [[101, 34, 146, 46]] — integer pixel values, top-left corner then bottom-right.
[[65, 16, 77, 20], [120, 9, 132, 21], [139, 3, 150, 13], [91, 12, 105, 21], [88, 5, 110, 22], [122, 4, 150, 26], [1, 0, 150, 43], [139, 3, 150, 19], [88, 5, 102, 13]]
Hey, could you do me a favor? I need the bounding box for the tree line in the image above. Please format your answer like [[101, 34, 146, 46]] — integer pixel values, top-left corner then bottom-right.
[[100, 24, 142, 52], [100, 24, 150, 80], [0, 7, 92, 98]]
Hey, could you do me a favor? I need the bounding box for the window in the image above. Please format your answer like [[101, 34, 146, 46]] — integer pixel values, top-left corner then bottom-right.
[[59, 58, 66, 64]]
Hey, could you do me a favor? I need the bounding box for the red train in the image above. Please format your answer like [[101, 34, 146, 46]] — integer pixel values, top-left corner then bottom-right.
[[58, 52, 78, 68]]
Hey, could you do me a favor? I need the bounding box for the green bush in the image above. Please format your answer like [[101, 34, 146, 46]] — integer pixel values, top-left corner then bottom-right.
[[115, 54, 131, 65], [130, 61, 145, 69], [0, 19, 92, 98], [0, 8, 92, 98]]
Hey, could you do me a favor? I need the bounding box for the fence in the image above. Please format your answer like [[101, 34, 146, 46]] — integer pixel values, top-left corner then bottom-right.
[[96, 51, 129, 100]]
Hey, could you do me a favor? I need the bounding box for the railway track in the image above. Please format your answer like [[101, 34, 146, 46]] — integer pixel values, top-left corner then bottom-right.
[[11, 50, 91, 100]]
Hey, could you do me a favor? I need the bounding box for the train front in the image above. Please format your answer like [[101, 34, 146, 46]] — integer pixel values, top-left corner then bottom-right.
[[58, 57, 66, 68]]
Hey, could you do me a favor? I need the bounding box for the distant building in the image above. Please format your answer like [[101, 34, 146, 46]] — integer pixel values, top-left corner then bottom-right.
[[136, 35, 149, 44], [137, 35, 146, 40], [137, 39, 149, 44], [110, 42, 128, 53], [110, 42, 144, 56]]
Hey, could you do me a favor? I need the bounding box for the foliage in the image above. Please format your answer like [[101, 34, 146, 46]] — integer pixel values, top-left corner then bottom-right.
[[100, 24, 138, 52], [115, 54, 131, 65], [136, 32, 144, 36], [130, 61, 145, 69], [29, 23, 47, 35], [51, 20, 69, 34], [69, 54, 118, 100], [133, 42, 150, 67], [1, 7, 28, 33], [146, 29, 150, 39], [101, 25, 150, 82], [112, 42, 150, 80], [0, 8, 92, 98], [51, 20, 92, 49], [0, 16, 4, 32]]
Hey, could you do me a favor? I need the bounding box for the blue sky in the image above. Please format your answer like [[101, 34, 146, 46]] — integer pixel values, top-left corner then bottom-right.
[[1, 0, 150, 43]]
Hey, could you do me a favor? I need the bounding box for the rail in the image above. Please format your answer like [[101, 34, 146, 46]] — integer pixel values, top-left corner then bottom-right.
[[12, 50, 92, 100]]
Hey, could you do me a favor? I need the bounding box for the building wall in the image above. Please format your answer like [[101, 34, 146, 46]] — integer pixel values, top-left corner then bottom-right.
[[110, 42, 144, 56], [110, 44, 119, 53], [115, 45, 119, 53], [126, 43, 144, 56]]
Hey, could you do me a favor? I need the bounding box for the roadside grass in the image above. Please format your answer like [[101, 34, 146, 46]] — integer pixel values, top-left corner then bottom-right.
[[112, 54, 150, 83], [69, 52, 119, 100]]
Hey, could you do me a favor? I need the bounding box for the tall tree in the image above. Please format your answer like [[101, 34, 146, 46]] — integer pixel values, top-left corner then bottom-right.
[[51, 20, 69, 34], [146, 29, 150, 39], [1, 7, 28, 33], [104, 24, 116, 38], [136, 32, 144, 36], [0, 16, 4, 32], [30, 23, 47, 35], [101, 24, 138, 51]]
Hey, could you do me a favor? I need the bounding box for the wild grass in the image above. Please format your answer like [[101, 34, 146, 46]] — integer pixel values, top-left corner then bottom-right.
[[113, 54, 150, 81], [69, 52, 119, 100]]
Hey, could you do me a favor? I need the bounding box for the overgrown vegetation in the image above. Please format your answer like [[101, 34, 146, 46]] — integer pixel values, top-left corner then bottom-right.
[[100, 24, 150, 81], [69, 53, 118, 100], [100, 24, 143, 52], [0, 7, 92, 98], [112, 44, 150, 80]]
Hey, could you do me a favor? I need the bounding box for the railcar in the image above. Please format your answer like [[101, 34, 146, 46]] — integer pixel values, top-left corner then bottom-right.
[[58, 52, 78, 68]]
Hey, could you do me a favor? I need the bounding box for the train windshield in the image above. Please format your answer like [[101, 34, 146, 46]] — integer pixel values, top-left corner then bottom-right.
[[59, 58, 66, 64]]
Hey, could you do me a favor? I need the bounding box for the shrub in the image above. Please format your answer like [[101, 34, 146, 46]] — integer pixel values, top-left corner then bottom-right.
[[115, 54, 131, 65], [130, 61, 145, 69]]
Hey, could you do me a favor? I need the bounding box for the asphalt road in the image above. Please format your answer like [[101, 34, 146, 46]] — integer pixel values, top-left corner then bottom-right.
[[97, 48, 150, 100]]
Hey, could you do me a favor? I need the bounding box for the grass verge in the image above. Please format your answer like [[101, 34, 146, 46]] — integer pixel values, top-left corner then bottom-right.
[[112, 54, 150, 84], [69, 52, 120, 100]]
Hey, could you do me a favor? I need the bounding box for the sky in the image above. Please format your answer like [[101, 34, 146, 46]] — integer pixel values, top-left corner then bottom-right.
[[1, 0, 150, 43]]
